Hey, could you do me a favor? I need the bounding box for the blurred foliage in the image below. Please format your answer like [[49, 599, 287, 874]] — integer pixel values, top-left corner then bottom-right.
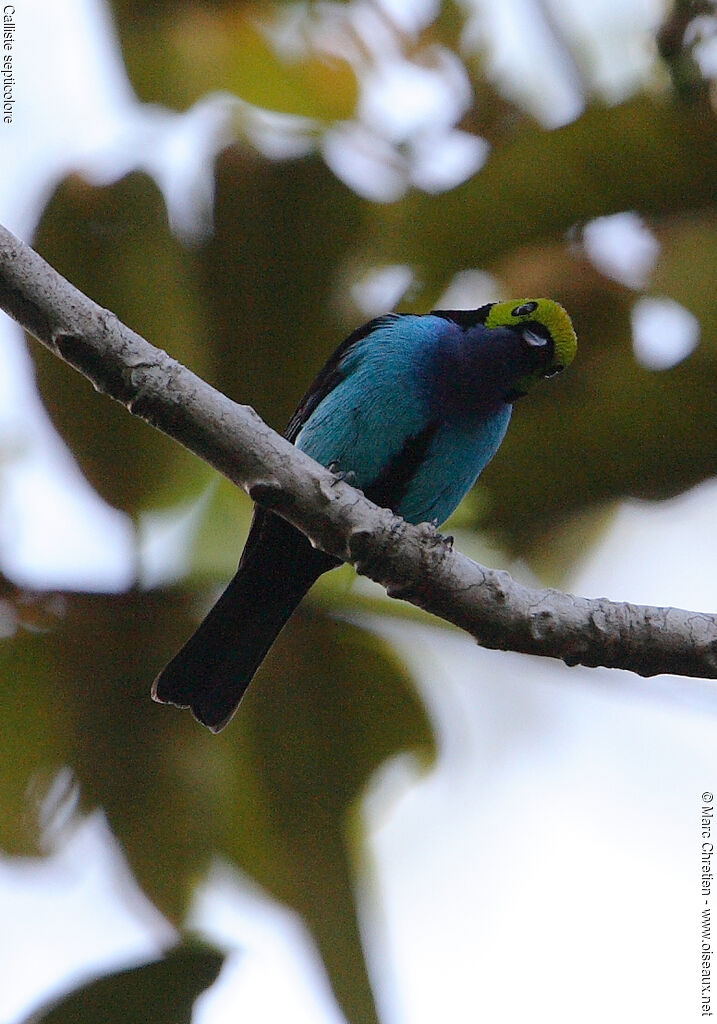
[[113, 1, 358, 114], [1, 579, 433, 1024], [6, 0, 717, 1021], [22, 942, 224, 1024], [31, 173, 217, 514]]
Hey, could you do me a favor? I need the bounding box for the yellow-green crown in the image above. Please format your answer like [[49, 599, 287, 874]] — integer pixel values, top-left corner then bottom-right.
[[485, 298, 577, 371]]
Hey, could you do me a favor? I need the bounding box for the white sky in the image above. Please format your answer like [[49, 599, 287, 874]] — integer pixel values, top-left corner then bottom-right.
[[3, 1, 717, 1023]]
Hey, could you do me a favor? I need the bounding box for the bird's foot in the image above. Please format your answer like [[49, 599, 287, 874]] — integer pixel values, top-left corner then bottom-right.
[[423, 519, 454, 549], [328, 463, 359, 488]]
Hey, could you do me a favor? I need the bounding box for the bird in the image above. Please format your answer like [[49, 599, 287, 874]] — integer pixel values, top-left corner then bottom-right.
[[152, 298, 577, 731]]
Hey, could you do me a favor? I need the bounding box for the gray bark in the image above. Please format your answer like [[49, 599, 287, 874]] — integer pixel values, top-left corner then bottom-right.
[[1, 222, 715, 679]]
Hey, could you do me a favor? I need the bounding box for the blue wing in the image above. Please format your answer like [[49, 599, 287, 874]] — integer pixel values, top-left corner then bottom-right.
[[293, 314, 512, 526]]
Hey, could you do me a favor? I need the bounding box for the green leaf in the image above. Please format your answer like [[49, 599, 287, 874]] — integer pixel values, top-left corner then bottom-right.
[[1, 585, 434, 1024], [220, 609, 435, 1024], [373, 95, 717, 278], [22, 942, 224, 1024], [479, 227, 717, 556], [111, 2, 358, 118], [182, 477, 254, 584], [192, 148, 366, 434], [30, 174, 216, 517]]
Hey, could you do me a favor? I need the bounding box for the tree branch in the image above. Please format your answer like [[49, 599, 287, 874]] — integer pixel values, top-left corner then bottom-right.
[[0, 222, 716, 679]]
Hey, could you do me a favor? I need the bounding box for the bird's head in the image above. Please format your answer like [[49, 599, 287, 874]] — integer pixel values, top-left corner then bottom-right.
[[484, 298, 577, 397]]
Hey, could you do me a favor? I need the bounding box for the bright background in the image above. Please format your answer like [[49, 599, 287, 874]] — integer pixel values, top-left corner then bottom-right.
[[1, 1, 717, 1022]]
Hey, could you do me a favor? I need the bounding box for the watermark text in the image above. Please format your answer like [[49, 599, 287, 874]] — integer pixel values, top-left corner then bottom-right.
[[702, 792, 714, 1015], [3, 5, 16, 123]]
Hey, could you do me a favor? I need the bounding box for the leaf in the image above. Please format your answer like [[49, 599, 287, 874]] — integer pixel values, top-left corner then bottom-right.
[[192, 148, 366, 434], [112, 2, 358, 118], [220, 609, 436, 1024], [1, 585, 434, 1024], [27, 145, 371, 525], [478, 228, 717, 556], [22, 942, 224, 1024], [182, 476, 254, 584], [373, 95, 717, 278], [30, 174, 216, 516], [0, 589, 217, 912]]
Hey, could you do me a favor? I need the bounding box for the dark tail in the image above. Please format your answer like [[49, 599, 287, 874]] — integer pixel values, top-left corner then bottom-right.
[[152, 508, 339, 731]]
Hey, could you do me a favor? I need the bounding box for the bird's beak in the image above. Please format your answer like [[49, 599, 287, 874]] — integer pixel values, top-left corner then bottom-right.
[[522, 328, 549, 348]]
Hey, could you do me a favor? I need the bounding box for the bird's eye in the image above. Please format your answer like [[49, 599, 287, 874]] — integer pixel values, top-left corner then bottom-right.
[[512, 301, 538, 317]]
